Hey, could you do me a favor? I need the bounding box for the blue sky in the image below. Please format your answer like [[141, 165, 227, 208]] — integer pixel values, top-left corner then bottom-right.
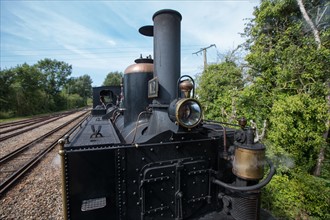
[[1, 0, 259, 86]]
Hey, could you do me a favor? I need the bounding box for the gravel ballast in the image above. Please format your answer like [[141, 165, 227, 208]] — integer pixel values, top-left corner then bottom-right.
[[0, 112, 86, 220], [0, 147, 63, 219]]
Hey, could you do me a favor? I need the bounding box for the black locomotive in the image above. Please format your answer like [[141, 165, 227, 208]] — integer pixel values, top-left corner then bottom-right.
[[58, 9, 275, 220]]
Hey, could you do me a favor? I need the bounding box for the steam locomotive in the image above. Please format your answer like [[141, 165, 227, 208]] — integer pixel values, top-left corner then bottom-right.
[[58, 9, 275, 220]]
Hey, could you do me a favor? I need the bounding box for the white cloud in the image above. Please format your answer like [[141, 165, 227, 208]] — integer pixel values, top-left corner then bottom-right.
[[1, 1, 259, 86]]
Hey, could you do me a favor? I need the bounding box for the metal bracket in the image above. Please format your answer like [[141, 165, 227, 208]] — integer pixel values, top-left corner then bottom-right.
[[90, 125, 103, 138]]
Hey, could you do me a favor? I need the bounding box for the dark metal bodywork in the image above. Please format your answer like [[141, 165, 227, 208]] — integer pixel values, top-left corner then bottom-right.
[[61, 118, 238, 219], [60, 118, 274, 220], [59, 9, 275, 220]]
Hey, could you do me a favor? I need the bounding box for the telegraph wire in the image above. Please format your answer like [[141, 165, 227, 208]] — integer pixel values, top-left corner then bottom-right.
[[193, 44, 216, 70]]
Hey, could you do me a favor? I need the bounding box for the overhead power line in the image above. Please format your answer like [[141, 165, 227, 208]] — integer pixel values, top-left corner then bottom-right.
[[193, 44, 216, 71]]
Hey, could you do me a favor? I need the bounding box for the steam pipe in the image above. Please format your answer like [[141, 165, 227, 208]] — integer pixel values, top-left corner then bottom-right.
[[212, 159, 276, 191]]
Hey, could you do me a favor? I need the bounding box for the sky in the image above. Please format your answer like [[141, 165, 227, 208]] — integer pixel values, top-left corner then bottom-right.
[[1, 0, 259, 87]]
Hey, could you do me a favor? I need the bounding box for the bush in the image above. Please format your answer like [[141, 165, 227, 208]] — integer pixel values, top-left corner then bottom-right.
[[262, 171, 330, 219], [0, 111, 14, 119]]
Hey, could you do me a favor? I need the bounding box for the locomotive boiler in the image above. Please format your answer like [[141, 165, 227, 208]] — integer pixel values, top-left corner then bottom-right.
[[58, 9, 275, 220]]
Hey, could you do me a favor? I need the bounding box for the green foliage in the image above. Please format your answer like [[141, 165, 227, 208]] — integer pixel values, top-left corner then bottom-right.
[[196, 62, 243, 122], [244, 0, 329, 100], [35, 58, 72, 95], [67, 75, 93, 97], [0, 58, 92, 118], [0, 64, 50, 116], [65, 74, 93, 106], [268, 94, 327, 173], [196, 0, 330, 219], [0, 68, 16, 112], [0, 111, 14, 119], [64, 93, 85, 109], [103, 71, 122, 86], [242, 1, 330, 218], [237, 80, 274, 126], [262, 172, 330, 219]]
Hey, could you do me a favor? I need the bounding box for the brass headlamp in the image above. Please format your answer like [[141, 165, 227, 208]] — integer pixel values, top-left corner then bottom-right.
[[168, 75, 203, 129]]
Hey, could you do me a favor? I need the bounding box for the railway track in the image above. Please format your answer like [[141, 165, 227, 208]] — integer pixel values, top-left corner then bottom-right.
[[0, 115, 54, 129], [0, 110, 80, 129], [0, 110, 79, 142], [0, 111, 90, 195]]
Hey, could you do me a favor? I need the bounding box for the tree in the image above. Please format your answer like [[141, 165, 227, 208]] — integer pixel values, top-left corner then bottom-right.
[[0, 59, 76, 117], [65, 75, 93, 106], [268, 94, 327, 172], [35, 58, 72, 96], [295, 0, 330, 176], [239, 0, 330, 218], [0, 68, 16, 113], [34, 58, 72, 111], [103, 71, 122, 86], [0, 64, 48, 116], [297, 0, 321, 49], [196, 60, 243, 123]]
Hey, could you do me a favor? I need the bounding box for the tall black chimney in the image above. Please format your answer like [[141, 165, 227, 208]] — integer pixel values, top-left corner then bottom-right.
[[136, 9, 182, 142], [152, 9, 182, 104]]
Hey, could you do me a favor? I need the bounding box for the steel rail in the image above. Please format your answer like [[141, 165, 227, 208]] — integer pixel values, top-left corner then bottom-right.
[[0, 109, 79, 129], [0, 112, 89, 165], [0, 114, 72, 142], [0, 111, 90, 196], [0, 116, 52, 129], [0, 117, 51, 135]]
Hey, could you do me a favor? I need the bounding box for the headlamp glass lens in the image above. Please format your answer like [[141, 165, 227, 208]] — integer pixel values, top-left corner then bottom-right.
[[178, 100, 201, 127]]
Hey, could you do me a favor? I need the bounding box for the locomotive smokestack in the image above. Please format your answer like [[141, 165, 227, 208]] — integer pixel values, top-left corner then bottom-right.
[[135, 9, 182, 140], [153, 9, 182, 104]]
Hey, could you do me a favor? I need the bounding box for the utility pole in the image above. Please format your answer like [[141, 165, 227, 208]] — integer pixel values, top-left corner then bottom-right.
[[193, 44, 216, 71]]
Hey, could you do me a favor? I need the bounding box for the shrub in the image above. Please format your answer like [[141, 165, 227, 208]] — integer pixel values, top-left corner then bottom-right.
[[262, 171, 330, 219]]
